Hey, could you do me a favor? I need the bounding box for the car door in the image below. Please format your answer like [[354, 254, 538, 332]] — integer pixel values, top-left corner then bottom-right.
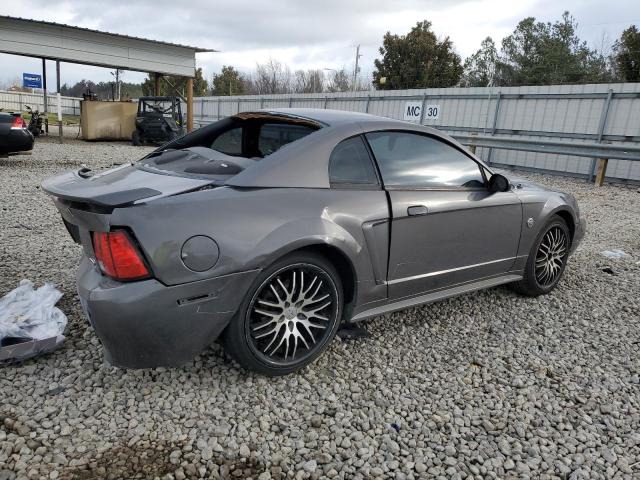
[[365, 131, 522, 300], [328, 135, 391, 306]]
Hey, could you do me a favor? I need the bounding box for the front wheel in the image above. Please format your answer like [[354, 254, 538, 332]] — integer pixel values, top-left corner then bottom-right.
[[132, 130, 142, 146], [511, 215, 571, 297], [222, 252, 343, 376]]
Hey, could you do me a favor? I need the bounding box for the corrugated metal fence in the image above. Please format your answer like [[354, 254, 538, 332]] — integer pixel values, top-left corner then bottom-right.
[[191, 83, 640, 182], [0, 89, 81, 116], [1, 84, 638, 182]]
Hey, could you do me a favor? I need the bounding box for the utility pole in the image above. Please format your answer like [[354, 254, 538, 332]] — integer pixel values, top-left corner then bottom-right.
[[352, 45, 362, 92]]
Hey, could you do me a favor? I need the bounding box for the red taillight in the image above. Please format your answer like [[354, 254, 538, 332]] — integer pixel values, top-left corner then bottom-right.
[[11, 116, 26, 130], [92, 230, 151, 281]]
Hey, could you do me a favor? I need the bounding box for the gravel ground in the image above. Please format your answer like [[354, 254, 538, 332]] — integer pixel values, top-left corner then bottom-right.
[[1, 137, 639, 480]]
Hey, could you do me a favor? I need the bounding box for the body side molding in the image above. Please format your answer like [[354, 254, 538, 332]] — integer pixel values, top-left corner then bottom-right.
[[350, 273, 523, 322]]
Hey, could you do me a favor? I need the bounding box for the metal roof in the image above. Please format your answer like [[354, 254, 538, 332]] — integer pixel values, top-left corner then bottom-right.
[[0, 16, 215, 53], [0, 15, 216, 77]]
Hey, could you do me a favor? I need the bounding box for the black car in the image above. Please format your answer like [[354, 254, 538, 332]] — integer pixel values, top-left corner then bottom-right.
[[0, 113, 34, 155]]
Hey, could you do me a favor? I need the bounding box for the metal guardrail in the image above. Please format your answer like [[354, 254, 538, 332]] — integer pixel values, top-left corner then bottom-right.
[[453, 134, 640, 162]]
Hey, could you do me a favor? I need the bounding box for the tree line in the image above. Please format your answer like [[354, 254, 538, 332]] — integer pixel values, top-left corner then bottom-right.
[[38, 11, 640, 99], [376, 12, 638, 89], [208, 60, 371, 96], [59, 79, 144, 99], [212, 13, 638, 94]]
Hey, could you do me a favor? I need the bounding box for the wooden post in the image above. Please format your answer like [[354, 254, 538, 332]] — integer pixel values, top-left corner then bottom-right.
[[42, 58, 49, 135], [186, 77, 194, 132], [469, 132, 477, 155], [589, 89, 613, 182], [486, 91, 501, 163], [56, 60, 62, 144], [595, 141, 611, 186], [154, 73, 161, 96], [595, 158, 609, 186]]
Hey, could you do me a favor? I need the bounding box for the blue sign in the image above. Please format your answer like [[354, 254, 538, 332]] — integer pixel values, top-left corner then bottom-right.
[[22, 73, 42, 89]]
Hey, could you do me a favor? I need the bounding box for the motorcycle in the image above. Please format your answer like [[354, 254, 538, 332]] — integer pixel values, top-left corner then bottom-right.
[[25, 105, 46, 137]]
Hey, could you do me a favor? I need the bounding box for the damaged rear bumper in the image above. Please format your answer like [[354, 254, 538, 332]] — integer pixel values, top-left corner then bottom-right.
[[77, 257, 258, 368]]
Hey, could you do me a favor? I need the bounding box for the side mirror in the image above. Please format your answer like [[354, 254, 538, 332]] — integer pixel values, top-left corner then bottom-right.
[[488, 173, 510, 193]]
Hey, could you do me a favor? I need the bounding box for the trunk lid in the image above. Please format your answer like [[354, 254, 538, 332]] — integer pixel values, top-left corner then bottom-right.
[[42, 146, 252, 209], [42, 162, 213, 209], [42, 160, 216, 257], [42, 146, 248, 253]]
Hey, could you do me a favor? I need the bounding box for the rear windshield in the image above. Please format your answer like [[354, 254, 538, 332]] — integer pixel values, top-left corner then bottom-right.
[[137, 114, 320, 182]]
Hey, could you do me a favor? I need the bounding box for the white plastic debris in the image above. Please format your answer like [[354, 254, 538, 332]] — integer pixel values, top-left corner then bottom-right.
[[0, 280, 67, 363], [600, 249, 628, 259]]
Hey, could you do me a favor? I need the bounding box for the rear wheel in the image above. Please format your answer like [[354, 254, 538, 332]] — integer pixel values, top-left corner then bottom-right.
[[511, 215, 570, 297], [222, 252, 343, 376]]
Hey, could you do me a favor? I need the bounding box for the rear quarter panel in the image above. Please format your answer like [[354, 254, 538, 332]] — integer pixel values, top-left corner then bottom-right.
[[110, 186, 390, 306]]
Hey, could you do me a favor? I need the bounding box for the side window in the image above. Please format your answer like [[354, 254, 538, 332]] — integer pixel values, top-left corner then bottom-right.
[[365, 131, 485, 188], [211, 127, 243, 155], [258, 123, 315, 156], [329, 136, 379, 187]]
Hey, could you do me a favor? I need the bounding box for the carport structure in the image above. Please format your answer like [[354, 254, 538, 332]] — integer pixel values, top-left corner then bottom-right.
[[0, 15, 215, 138]]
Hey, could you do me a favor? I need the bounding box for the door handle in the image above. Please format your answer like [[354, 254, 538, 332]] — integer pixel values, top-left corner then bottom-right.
[[407, 205, 429, 216]]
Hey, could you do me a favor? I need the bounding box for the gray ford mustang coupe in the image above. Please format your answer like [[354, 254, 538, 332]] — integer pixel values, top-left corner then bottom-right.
[[43, 109, 585, 375]]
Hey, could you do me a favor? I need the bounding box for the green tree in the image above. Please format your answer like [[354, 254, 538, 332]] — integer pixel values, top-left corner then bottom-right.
[[372, 20, 463, 89], [461, 37, 498, 87], [326, 69, 352, 92], [211, 66, 246, 96], [59, 80, 143, 100], [142, 67, 209, 97], [613, 25, 640, 82], [496, 12, 610, 86]]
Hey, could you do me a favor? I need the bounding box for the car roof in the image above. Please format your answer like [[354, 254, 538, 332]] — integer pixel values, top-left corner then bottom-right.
[[226, 108, 487, 189]]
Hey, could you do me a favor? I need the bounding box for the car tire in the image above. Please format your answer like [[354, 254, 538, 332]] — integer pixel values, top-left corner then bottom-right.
[[222, 252, 343, 376], [511, 215, 571, 297], [132, 130, 142, 146]]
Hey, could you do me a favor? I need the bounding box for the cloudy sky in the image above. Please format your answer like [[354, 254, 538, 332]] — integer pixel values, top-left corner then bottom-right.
[[0, 0, 638, 87]]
